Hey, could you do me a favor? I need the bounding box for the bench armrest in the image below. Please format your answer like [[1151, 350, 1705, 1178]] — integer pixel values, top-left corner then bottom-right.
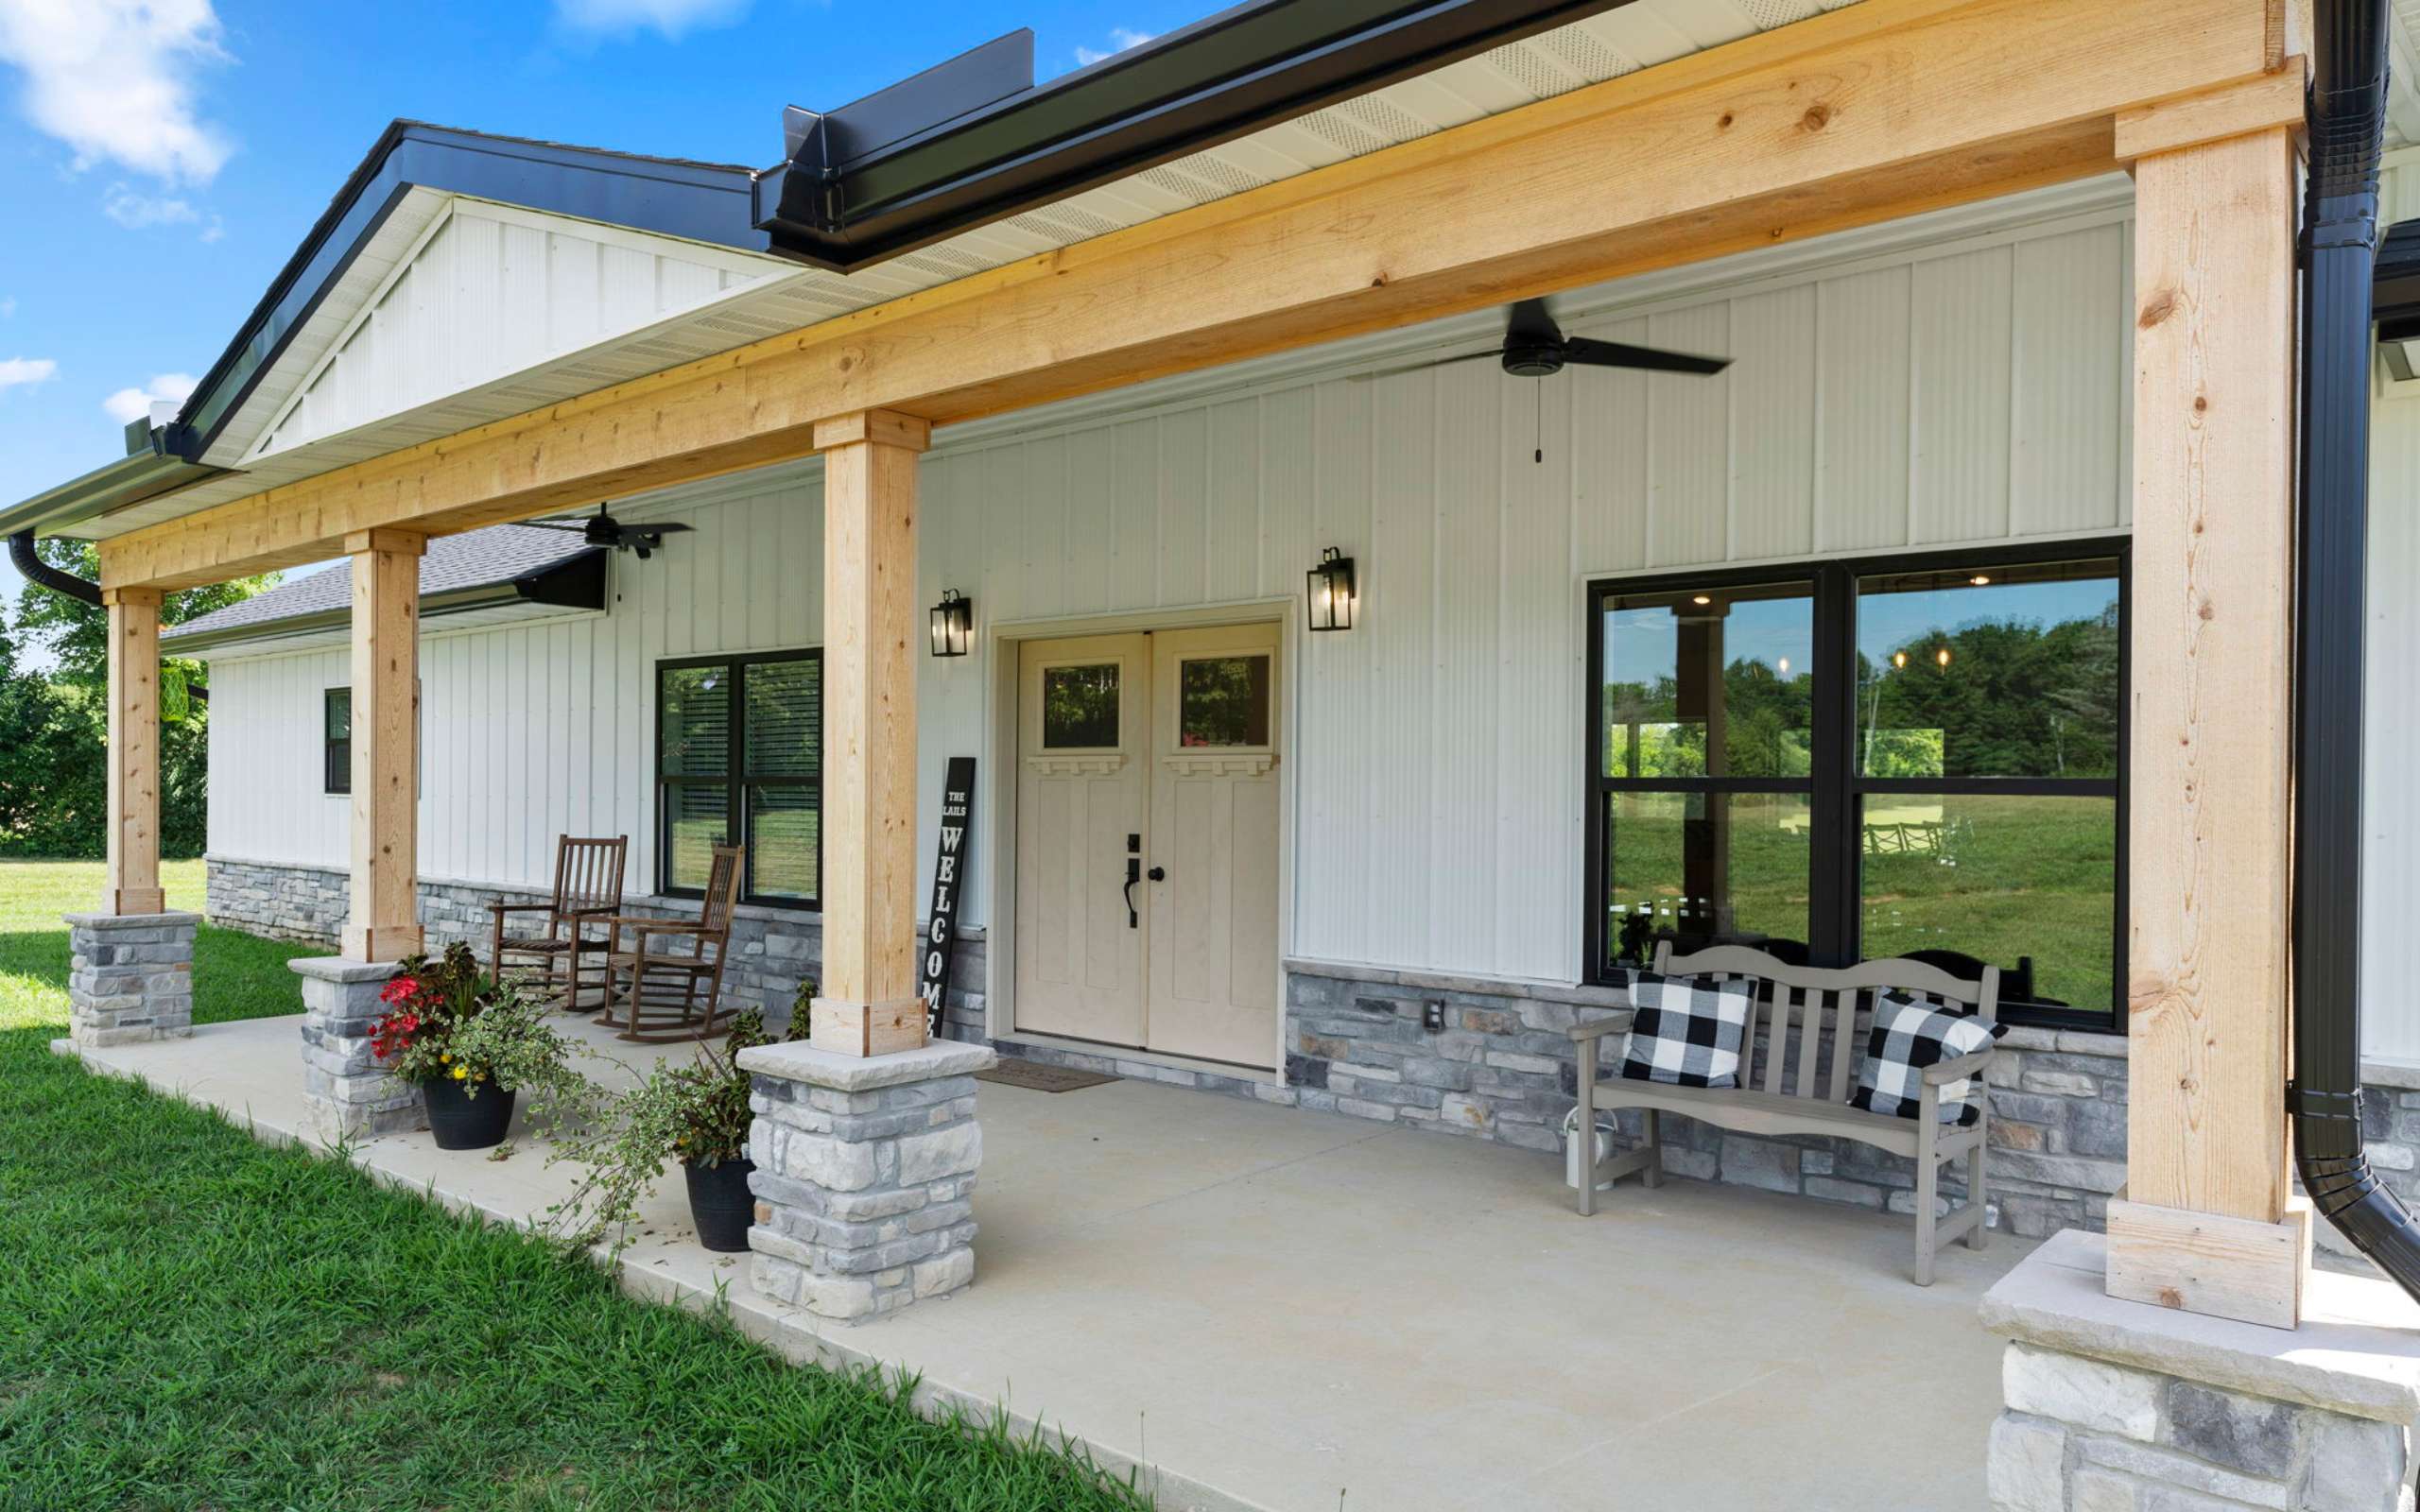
[[1920, 1047, 1996, 1086], [485, 902, 555, 916], [1567, 1009, 1634, 1044]]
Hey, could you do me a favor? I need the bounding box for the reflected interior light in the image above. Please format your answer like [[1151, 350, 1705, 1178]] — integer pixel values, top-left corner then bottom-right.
[[1691, 594, 1712, 606], [1936, 646, 1953, 668], [1969, 574, 1993, 587], [1777, 657, 1791, 675], [1892, 651, 1909, 669]]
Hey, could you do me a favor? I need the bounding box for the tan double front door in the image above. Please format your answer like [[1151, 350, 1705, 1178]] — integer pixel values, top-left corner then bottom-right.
[[1012, 624, 1282, 1069]]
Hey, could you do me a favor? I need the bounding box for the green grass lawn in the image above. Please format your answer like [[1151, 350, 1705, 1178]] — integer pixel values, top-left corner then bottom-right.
[[0, 860, 1149, 1511]]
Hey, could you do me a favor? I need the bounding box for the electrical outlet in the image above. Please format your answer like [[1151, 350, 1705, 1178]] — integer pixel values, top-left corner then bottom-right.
[[1422, 1000, 1445, 1033]]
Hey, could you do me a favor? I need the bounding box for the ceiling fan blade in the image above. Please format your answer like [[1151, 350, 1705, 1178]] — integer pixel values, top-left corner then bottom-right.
[[647, 521, 696, 533], [1504, 297, 1563, 346], [1559, 337, 1731, 375], [518, 520, 592, 532], [1348, 348, 1507, 383]]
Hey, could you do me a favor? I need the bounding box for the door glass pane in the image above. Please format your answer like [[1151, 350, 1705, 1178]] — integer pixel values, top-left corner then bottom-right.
[[1858, 792, 2117, 1012], [1042, 663, 1121, 747], [664, 782, 729, 890], [1855, 559, 2121, 779], [1179, 655, 1271, 747], [748, 784, 819, 902], [744, 658, 819, 778], [1603, 791, 1813, 966], [1600, 582, 1814, 778], [659, 665, 730, 778]]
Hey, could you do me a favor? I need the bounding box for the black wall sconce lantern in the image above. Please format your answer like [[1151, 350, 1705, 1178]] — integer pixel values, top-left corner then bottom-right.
[[1306, 547, 1356, 632], [930, 590, 974, 657]]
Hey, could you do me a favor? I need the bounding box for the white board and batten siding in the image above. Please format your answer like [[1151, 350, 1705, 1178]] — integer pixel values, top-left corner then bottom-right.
[[208, 186, 2145, 1017]]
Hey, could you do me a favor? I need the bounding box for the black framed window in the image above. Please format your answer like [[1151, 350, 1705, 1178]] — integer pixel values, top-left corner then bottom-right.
[[323, 688, 350, 796], [1587, 548, 2126, 1029], [657, 651, 821, 908]]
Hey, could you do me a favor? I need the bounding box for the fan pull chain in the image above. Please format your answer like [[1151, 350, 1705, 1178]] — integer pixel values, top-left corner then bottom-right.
[[1533, 380, 1544, 464]]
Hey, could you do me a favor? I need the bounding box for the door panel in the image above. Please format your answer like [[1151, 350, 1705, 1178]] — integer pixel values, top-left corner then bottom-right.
[[1014, 634, 1149, 1046], [1146, 624, 1282, 1066]]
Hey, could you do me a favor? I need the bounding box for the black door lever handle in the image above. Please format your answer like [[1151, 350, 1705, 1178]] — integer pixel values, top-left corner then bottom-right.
[[1124, 858, 1141, 928]]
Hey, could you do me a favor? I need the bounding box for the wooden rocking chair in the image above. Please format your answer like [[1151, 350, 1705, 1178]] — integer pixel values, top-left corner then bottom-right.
[[487, 835, 629, 1012], [597, 845, 744, 1043]]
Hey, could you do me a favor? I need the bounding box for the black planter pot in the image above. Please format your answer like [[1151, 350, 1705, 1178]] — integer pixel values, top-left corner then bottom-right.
[[423, 1075, 517, 1150], [684, 1157, 757, 1252]]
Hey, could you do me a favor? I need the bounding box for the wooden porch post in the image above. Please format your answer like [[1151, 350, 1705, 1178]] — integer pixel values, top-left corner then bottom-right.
[[2107, 118, 2307, 1328], [102, 587, 164, 916], [340, 528, 425, 962], [810, 409, 931, 1056]]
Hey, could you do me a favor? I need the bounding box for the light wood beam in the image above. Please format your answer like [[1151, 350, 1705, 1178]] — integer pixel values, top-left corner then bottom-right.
[[102, 587, 164, 916], [99, 0, 2290, 593], [808, 410, 929, 1057], [340, 527, 425, 962], [2110, 125, 2303, 1327]]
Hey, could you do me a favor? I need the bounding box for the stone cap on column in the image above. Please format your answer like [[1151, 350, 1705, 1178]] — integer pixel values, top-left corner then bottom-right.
[[1982, 1229, 2420, 1425], [289, 955, 403, 984], [65, 911, 200, 927], [739, 1038, 994, 1091]]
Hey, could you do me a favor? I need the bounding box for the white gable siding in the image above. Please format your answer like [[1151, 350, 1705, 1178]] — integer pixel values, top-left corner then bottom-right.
[[244, 201, 782, 461], [206, 197, 2135, 991]]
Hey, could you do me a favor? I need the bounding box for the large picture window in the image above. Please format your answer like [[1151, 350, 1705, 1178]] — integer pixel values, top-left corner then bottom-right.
[[1587, 550, 2125, 1028], [657, 651, 821, 907]]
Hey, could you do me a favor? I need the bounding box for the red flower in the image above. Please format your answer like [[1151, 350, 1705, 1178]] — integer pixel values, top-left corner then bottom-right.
[[380, 975, 421, 1005]]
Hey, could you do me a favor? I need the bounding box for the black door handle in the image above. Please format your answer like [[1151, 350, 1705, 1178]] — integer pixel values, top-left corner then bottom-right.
[[1124, 858, 1141, 928], [1148, 867, 1166, 882]]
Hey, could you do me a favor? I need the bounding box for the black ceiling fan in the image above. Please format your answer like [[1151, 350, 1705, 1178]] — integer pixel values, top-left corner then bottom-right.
[[1354, 298, 1730, 462], [521, 504, 693, 560], [1357, 298, 1733, 384]]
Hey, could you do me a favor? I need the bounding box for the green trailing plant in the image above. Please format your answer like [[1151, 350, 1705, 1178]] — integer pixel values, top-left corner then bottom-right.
[[792, 975, 818, 1041], [549, 1007, 803, 1253], [369, 942, 598, 1138]]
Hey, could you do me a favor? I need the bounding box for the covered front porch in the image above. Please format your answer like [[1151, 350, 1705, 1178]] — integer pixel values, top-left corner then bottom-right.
[[64, 1008, 2025, 1512]]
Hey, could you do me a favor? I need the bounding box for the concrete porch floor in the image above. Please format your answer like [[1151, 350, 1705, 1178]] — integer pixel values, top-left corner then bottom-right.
[[62, 1012, 2029, 1512]]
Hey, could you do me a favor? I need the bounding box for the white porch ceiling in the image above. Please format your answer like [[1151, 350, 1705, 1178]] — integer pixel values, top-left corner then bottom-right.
[[84, 0, 1869, 542]]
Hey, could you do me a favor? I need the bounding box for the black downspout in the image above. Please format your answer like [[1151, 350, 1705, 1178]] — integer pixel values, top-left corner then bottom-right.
[[2292, 0, 2420, 1296], [7, 528, 207, 705]]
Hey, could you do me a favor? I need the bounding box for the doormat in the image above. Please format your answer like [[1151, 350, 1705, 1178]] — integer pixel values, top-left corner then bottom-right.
[[975, 1061, 1118, 1093]]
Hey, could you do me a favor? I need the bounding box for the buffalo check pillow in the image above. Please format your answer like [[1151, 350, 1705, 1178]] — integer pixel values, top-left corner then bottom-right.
[[1618, 971, 1754, 1089], [1849, 991, 2007, 1125]]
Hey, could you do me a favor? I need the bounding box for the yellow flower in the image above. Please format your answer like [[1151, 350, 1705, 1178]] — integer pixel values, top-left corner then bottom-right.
[[440, 1052, 451, 1063], [452, 1065, 468, 1080]]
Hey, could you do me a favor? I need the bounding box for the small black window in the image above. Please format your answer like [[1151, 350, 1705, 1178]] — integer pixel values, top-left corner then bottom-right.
[[323, 688, 351, 796], [657, 651, 821, 907]]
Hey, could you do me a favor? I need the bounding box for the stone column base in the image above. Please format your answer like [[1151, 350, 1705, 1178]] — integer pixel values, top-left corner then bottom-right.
[[292, 956, 424, 1141], [737, 1038, 996, 1323], [66, 911, 198, 1048], [1981, 1229, 2420, 1511]]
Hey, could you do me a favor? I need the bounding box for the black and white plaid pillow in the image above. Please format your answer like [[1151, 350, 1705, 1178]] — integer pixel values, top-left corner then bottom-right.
[[1849, 992, 2006, 1125], [1619, 972, 1754, 1089]]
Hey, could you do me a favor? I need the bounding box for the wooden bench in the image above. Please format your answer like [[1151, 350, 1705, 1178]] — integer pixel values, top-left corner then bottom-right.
[[1567, 943, 2002, 1285]]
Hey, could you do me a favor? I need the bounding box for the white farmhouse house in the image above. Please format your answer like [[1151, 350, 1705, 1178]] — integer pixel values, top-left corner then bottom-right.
[[21, 2, 2420, 1505]]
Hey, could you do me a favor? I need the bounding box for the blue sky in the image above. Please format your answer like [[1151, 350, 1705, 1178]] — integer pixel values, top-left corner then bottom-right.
[[0, 0, 1204, 611]]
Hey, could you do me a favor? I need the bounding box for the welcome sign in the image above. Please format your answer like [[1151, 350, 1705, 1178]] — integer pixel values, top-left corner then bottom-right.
[[920, 757, 977, 1038]]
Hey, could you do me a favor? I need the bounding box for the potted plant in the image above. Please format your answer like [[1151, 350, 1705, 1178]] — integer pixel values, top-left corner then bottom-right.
[[371, 943, 596, 1151], [553, 999, 806, 1254]]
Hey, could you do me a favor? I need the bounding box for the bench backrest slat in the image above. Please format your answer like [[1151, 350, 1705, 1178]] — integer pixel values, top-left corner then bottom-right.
[[1647, 943, 1999, 1105]]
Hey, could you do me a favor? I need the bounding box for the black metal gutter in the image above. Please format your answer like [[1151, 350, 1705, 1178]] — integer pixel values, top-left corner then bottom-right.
[[756, 0, 1642, 269], [2291, 0, 2420, 1298], [7, 529, 206, 704], [158, 548, 609, 656]]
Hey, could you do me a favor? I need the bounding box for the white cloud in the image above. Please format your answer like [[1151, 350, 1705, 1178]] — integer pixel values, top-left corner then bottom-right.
[[0, 356, 57, 394], [101, 182, 199, 230], [0, 0, 233, 184], [553, 0, 750, 39], [0, 297, 14, 318], [1076, 26, 1154, 66], [101, 371, 196, 425]]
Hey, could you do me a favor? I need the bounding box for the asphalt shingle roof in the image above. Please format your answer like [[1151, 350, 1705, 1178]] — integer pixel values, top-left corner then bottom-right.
[[164, 524, 597, 643]]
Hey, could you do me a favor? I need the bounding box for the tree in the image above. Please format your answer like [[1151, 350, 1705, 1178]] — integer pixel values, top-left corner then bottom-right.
[[6, 540, 279, 857]]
